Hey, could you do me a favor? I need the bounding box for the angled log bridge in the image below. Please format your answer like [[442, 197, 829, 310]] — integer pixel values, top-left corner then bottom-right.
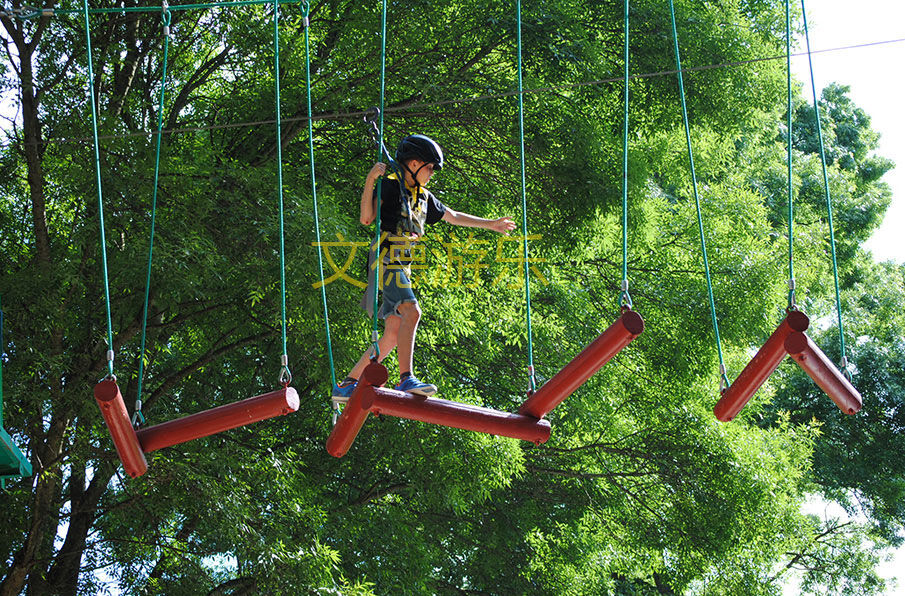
[[95, 379, 299, 478], [327, 310, 645, 458], [714, 310, 861, 422]]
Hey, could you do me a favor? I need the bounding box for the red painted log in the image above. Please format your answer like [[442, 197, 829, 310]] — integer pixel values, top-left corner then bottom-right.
[[714, 310, 810, 422], [519, 309, 644, 419], [94, 380, 148, 478], [361, 388, 552, 444], [326, 362, 389, 458], [785, 331, 862, 415], [137, 386, 300, 453]]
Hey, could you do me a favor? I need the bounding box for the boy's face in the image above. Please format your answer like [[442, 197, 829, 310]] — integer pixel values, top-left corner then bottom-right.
[[407, 159, 436, 186]]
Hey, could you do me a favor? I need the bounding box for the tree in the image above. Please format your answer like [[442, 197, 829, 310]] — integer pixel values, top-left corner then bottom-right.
[[1, 0, 900, 593]]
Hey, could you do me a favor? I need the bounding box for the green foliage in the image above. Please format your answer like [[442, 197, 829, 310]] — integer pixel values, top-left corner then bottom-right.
[[1, 0, 901, 594]]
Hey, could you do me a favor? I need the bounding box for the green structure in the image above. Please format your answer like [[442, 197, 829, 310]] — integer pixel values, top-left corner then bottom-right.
[[0, 296, 32, 489]]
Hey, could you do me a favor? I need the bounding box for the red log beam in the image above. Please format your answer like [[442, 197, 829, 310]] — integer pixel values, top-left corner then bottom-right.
[[714, 310, 810, 422], [137, 386, 299, 453], [785, 331, 862, 415], [94, 379, 148, 478], [326, 362, 389, 458], [519, 309, 644, 419], [361, 388, 551, 444]]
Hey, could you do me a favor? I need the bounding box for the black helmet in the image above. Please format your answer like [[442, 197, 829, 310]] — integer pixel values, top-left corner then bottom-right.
[[395, 134, 444, 170]]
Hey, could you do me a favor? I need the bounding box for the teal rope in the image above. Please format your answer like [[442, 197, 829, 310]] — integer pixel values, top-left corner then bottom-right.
[[619, 0, 633, 310], [667, 0, 729, 390], [785, 0, 796, 308], [83, 0, 115, 379], [515, 0, 536, 391], [302, 2, 337, 389], [370, 0, 389, 359], [273, 0, 290, 385], [135, 9, 172, 426], [801, 0, 848, 369]]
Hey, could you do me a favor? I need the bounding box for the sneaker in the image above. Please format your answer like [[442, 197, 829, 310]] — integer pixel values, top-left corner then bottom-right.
[[331, 380, 358, 404], [394, 375, 437, 397]]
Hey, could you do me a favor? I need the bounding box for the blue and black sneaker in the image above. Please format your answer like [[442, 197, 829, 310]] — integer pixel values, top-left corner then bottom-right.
[[395, 375, 437, 397], [331, 380, 358, 404]]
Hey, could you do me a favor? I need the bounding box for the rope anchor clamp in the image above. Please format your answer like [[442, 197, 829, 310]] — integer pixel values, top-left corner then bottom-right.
[[279, 354, 292, 386], [363, 107, 381, 143], [131, 399, 146, 427], [619, 279, 634, 310], [161, 0, 172, 35]]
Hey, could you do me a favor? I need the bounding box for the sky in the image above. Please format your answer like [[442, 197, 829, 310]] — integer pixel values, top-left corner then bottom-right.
[[789, 3, 904, 593], [792, 0, 905, 265]]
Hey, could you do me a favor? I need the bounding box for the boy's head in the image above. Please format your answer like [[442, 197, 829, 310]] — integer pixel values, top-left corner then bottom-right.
[[396, 135, 444, 186]]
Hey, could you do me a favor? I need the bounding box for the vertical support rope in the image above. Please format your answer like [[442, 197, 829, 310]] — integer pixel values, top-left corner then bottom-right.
[[619, 0, 633, 310], [667, 0, 729, 390], [515, 0, 536, 392], [135, 7, 172, 426], [801, 0, 848, 370], [303, 1, 337, 388], [370, 0, 389, 358], [785, 0, 796, 309], [82, 0, 115, 379], [273, 0, 291, 385]]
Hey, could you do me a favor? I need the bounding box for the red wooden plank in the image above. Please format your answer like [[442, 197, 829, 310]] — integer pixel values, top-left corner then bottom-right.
[[94, 380, 148, 478], [714, 310, 810, 421], [137, 386, 299, 453], [519, 310, 644, 419], [785, 331, 862, 415], [362, 388, 551, 444]]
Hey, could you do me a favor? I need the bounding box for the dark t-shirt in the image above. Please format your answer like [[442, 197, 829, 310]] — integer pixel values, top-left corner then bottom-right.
[[376, 173, 447, 240]]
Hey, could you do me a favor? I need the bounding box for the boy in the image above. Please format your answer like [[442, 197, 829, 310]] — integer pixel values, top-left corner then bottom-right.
[[332, 134, 515, 400]]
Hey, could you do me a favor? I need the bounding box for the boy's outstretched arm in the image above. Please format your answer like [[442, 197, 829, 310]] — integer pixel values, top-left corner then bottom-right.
[[359, 162, 386, 225], [442, 209, 516, 235]]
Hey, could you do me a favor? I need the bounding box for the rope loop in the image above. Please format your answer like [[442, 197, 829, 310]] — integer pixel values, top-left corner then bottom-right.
[[363, 107, 397, 167], [364, 107, 380, 136], [619, 293, 633, 311], [161, 1, 172, 32], [840, 356, 853, 381], [618, 279, 633, 310], [279, 354, 292, 386], [279, 366, 292, 387], [371, 330, 380, 361], [331, 401, 341, 426], [131, 400, 146, 427]]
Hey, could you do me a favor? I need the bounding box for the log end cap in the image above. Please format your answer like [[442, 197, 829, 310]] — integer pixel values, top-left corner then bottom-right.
[[94, 379, 122, 403], [621, 309, 645, 336]]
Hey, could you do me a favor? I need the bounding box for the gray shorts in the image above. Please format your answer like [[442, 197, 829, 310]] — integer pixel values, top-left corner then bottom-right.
[[360, 255, 418, 320], [377, 266, 417, 319]]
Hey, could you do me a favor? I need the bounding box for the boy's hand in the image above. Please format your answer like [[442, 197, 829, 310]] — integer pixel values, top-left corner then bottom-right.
[[368, 162, 387, 181], [489, 217, 516, 235]]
